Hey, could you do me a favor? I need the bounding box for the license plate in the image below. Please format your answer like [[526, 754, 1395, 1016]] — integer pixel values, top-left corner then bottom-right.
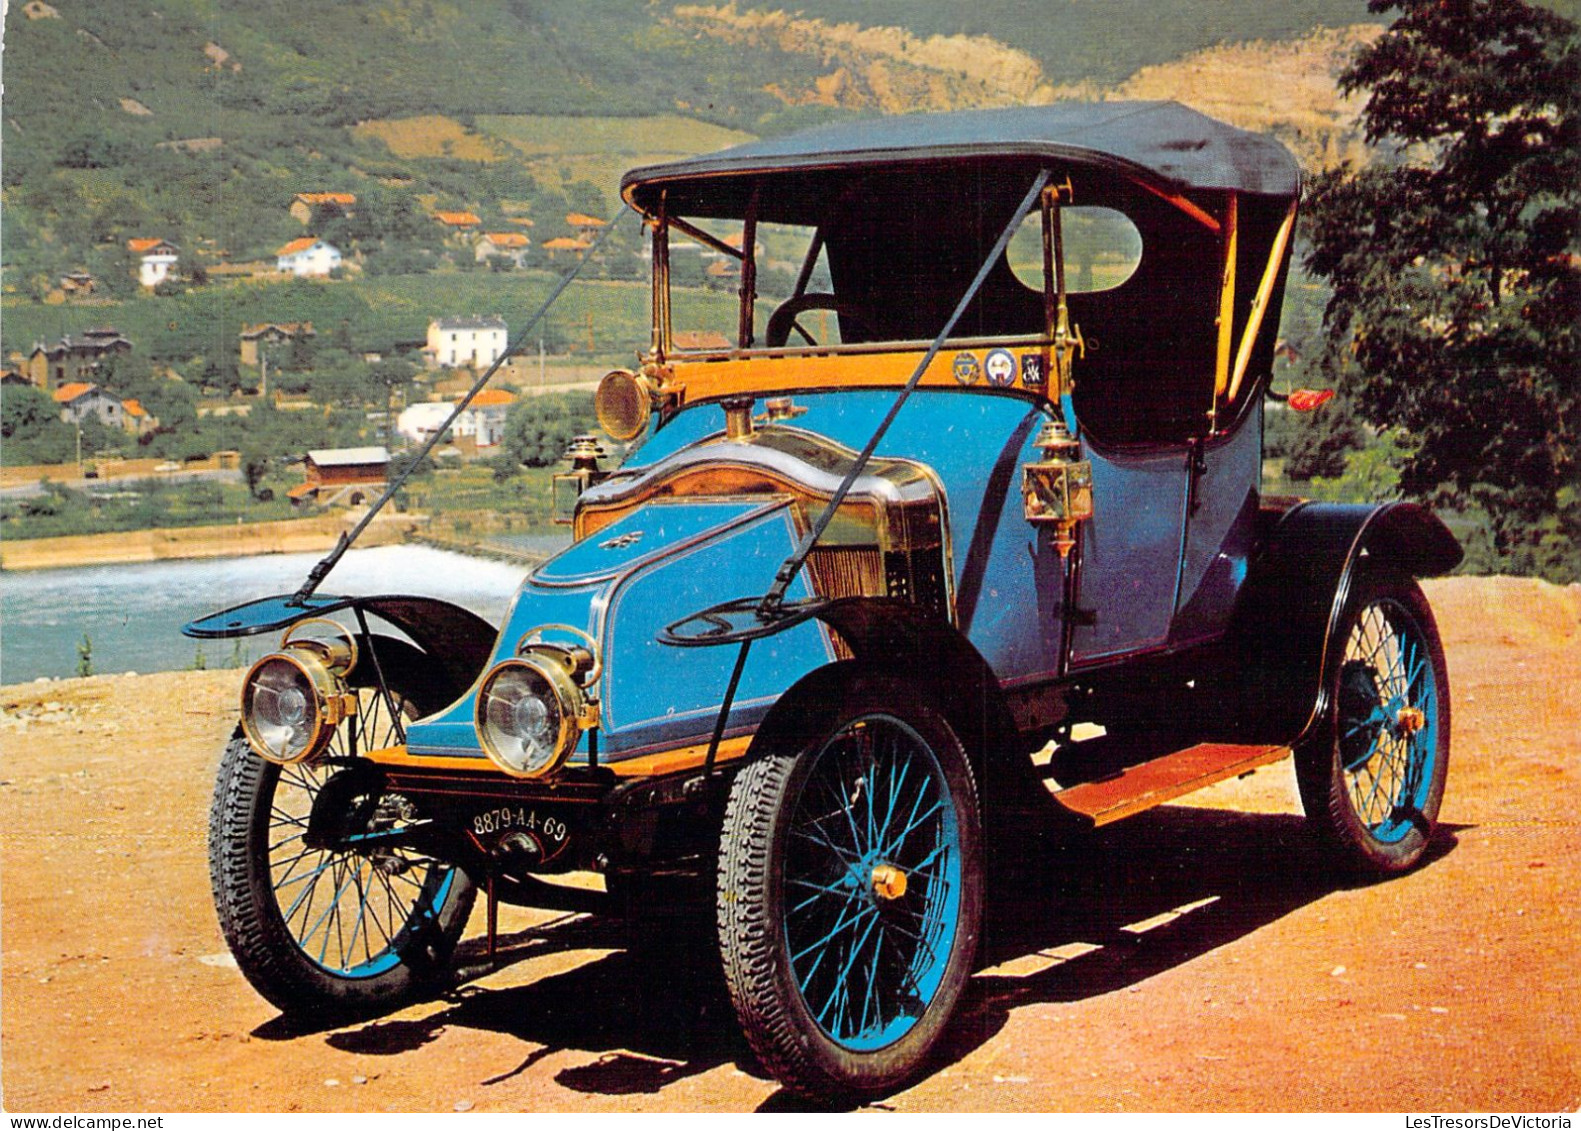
[[472, 805, 571, 863]]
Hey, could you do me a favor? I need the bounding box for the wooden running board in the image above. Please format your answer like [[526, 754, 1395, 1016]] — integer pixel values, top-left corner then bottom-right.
[[1050, 742, 1289, 827]]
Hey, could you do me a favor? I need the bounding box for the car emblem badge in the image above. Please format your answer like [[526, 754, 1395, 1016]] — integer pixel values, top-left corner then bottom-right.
[[1020, 353, 1045, 388], [600, 530, 644, 550], [952, 352, 981, 385], [985, 348, 1017, 387]]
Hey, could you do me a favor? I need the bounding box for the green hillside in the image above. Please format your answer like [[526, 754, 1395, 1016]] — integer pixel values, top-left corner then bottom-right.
[[745, 0, 1374, 84]]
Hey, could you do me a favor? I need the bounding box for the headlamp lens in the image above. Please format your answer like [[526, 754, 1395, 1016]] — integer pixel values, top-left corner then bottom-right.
[[245, 656, 322, 762], [479, 661, 569, 777]]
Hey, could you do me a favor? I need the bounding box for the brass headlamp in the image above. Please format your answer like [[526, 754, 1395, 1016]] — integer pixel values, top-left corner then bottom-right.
[[475, 625, 601, 780], [239, 619, 359, 765]]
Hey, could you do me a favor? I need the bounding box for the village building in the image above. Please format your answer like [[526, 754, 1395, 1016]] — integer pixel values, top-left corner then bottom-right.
[[425, 315, 508, 370], [541, 236, 591, 261], [474, 232, 531, 267], [398, 390, 516, 450], [239, 322, 317, 368], [276, 237, 343, 277], [456, 388, 516, 447], [120, 398, 157, 437], [2, 367, 36, 388], [27, 328, 133, 391], [54, 272, 97, 300], [127, 238, 178, 288], [289, 192, 357, 226], [433, 211, 481, 240], [289, 447, 390, 507], [53, 383, 126, 430], [566, 212, 607, 242]]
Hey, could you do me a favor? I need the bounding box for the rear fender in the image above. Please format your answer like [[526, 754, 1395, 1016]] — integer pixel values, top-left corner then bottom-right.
[[1225, 501, 1461, 745]]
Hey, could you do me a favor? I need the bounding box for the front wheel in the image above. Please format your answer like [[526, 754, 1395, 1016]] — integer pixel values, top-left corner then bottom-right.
[[1295, 572, 1450, 875], [208, 678, 475, 1017], [717, 674, 983, 1099]]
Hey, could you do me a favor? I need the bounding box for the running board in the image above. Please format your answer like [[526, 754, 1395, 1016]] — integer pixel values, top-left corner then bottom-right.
[[1049, 743, 1289, 827]]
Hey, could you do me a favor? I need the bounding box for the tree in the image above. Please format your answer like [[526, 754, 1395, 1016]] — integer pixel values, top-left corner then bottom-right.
[[1303, 0, 1580, 576], [499, 392, 597, 469], [2, 385, 61, 441]]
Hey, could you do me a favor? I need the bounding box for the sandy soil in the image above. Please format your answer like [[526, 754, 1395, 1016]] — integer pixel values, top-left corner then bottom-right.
[[1, 575, 1577, 1113]]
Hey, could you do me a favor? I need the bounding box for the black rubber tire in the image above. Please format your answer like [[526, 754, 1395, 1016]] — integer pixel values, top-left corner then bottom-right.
[[208, 661, 475, 1018], [717, 672, 983, 1100], [1294, 571, 1451, 875]]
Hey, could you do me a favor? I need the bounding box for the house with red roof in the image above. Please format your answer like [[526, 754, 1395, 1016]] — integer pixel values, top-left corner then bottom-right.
[[566, 212, 607, 241], [276, 237, 342, 277], [290, 192, 357, 225], [433, 211, 481, 240], [475, 231, 531, 267], [51, 382, 153, 433], [126, 238, 178, 288], [541, 236, 591, 261]]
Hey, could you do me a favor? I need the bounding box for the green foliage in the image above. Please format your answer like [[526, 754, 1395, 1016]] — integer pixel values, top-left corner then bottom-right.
[[1277, 399, 1369, 480], [1, 385, 79, 465], [1305, 429, 1407, 502], [1303, 0, 1581, 579], [499, 391, 597, 468], [0, 475, 299, 541], [3, 384, 63, 440], [77, 632, 93, 679]]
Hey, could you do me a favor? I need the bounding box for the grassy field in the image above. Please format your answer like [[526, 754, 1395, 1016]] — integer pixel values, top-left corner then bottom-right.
[[477, 114, 754, 158], [351, 115, 508, 162], [474, 113, 757, 189]]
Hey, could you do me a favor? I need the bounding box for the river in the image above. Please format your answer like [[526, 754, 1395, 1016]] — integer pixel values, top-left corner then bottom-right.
[[1, 545, 539, 685]]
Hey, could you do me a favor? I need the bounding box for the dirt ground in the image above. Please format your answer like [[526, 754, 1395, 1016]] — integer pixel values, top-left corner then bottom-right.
[[1, 575, 1577, 1113]]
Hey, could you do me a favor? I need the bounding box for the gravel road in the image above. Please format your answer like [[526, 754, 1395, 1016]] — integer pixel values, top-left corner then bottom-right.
[[1, 576, 1576, 1112]]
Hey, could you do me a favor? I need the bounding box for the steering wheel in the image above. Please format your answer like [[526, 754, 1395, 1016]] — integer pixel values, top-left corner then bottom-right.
[[765, 293, 875, 348]]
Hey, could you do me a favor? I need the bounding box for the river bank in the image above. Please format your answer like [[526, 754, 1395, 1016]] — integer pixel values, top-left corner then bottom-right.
[[0, 512, 425, 572]]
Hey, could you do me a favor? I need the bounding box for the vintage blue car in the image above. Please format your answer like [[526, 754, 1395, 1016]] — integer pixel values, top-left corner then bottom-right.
[[189, 102, 1458, 1099]]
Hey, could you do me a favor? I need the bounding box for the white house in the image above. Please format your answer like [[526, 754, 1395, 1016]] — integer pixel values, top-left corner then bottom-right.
[[426, 315, 508, 370], [474, 232, 531, 267], [454, 389, 515, 447], [396, 389, 516, 449], [127, 238, 178, 288], [53, 382, 126, 429], [276, 237, 343, 277], [395, 402, 454, 446]]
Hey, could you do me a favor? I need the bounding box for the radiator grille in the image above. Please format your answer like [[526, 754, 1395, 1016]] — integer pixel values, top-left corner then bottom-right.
[[806, 548, 884, 601], [806, 549, 882, 661]]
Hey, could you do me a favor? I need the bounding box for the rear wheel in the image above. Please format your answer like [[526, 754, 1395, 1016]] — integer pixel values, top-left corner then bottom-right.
[[1295, 572, 1450, 875], [718, 674, 983, 1099], [208, 671, 475, 1016]]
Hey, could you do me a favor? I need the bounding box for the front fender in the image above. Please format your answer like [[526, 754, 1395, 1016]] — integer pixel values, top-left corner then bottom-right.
[[749, 597, 1051, 828], [1225, 500, 1461, 744]]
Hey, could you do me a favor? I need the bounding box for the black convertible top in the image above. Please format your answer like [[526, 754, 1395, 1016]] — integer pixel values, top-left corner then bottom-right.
[[622, 101, 1300, 210]]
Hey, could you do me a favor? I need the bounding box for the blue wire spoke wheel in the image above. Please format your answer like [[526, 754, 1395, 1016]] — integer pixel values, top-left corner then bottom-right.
[[209, 677, 475, 1016], [718, 672, 983, 1099], [1297, 573, 1451, 875], [266, 757, 458, 979]]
